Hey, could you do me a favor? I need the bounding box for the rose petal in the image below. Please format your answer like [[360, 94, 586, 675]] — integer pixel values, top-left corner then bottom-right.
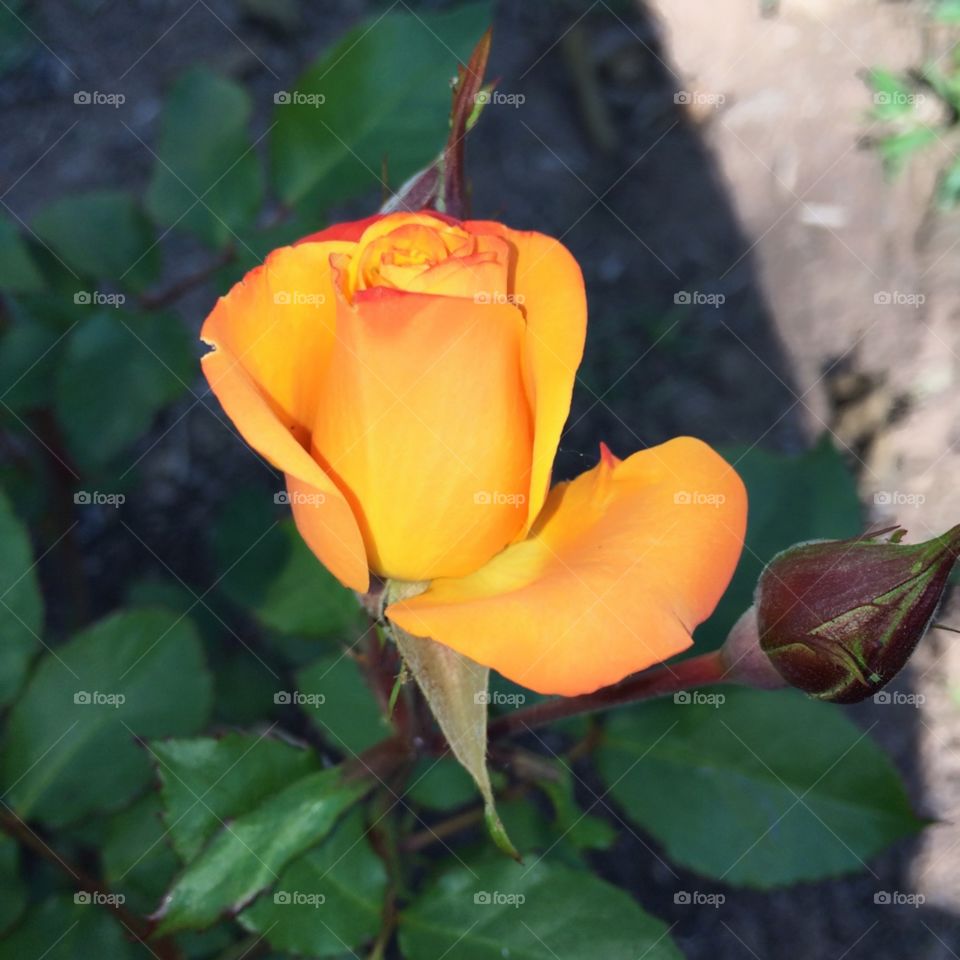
[[465, 222, 587, 533], [387, 437, 747, 695]]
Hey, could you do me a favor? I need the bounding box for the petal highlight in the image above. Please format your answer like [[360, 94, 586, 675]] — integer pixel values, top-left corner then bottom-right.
[[310, 287, 533, 582], [465, 222, 587, 532], [387, 437, 747, 695]]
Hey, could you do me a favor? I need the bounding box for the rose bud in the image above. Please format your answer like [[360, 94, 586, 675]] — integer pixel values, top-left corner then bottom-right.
[[750, 525, 960, 703], [201, 211, 747, 695]]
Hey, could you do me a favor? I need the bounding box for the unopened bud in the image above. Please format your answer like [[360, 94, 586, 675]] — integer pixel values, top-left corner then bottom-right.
[[749, 525, 960, 703]]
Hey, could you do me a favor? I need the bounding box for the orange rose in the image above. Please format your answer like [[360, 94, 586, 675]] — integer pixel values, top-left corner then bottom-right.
[[201, 211, 747, 695]]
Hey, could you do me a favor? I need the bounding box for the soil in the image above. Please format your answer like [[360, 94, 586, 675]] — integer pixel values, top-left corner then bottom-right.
[[4, 0, 960, 956]]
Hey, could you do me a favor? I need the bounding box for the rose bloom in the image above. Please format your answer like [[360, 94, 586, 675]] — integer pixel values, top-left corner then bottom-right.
[[201, 211, 746, 695]]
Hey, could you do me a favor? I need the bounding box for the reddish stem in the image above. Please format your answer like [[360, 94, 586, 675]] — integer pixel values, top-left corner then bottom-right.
[[487, 650, 730, 740]]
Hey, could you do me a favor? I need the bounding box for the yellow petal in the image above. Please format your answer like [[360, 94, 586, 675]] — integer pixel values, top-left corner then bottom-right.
[[465, 222, 587, 532], [201, 243, 369, 591], [387, 437, 747, 695], [311, 286, 533, 581]]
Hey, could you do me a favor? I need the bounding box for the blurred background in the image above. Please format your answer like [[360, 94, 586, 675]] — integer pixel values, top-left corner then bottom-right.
[[4, 0, 960, 957]]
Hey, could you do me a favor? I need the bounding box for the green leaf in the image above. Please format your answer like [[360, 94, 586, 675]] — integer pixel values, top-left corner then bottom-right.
[[0, 896, 135, 960], [934, 0, 960, 23], [32, 189, 159, 292], [2, 608, 212, 825], [697, 436, 861, 651], [392, 619, 517, 859], [0, 315, 63, 413], [296, 652, 390, 756], [155, 767, 366, 934], [0, 1, 35, 76], [0, 836, 26, 936], [0, 217, 43, 292], [0, 489, 43, 707], [102, 794, 179, 914], [145, 67, 263, 249], [877, 127, 938, 177], [865, 68, 916, 121], [54, 311, 193, 470], [404, 755, 476, 812], [271, 3, 489, 208], [399, 858, 682, 960], [597, 687, 922, 887], [239, 809, 387, 957], [214, 492, 364, 641], [937, 154, 960, 209], [151, 732, 320, 862]]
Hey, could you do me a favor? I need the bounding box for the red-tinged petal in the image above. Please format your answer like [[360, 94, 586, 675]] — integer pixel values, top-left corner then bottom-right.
[[296, 209, 460, 246], [387, 437, 746, 695], [465, 221, 587, 533]]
